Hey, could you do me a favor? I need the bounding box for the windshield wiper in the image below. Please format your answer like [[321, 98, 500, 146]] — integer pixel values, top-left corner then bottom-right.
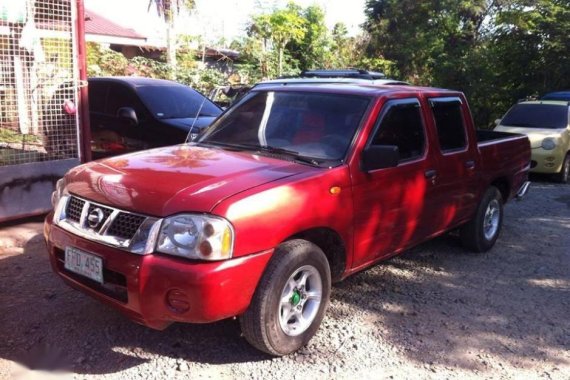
[[199, 141, 322, 166], [246, 144, 323, 166], [197, 141, 253, 150], [238, 143, 299, 156]]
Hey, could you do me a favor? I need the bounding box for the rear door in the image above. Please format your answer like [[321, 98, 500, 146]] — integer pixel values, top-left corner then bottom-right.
[[351, 98, 440, 267], [428, 97, 479, 230]]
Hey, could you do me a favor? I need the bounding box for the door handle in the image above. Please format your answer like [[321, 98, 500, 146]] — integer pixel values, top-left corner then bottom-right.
[[465, 160, 475, 169], [425, 169, 437, 184], [425, 169, 437, 181]]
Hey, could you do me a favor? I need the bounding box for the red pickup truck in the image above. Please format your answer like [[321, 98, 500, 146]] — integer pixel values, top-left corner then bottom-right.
[[45, 83, 531, 355]]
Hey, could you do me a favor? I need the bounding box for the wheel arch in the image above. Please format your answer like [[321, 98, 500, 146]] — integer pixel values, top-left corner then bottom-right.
[[490, 177, 510, 203], [287, 227, 347, 283]]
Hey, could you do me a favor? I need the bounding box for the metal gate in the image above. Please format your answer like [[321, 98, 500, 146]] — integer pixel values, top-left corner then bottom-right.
[[0, 0, 88, 222]]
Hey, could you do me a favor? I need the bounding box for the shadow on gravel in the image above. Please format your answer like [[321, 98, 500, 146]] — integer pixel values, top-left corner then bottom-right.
[[0, 231, 269, 376], [333, 179, 570, 370]]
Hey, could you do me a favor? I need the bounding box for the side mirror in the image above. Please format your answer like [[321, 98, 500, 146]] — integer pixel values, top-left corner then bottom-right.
[[117, 107, 138, 126], [361, 145, 400, 172], [494, 119, 501, 126]]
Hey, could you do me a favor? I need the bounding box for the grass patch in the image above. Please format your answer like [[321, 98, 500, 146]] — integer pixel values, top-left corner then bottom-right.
[[0, 127, 41, 144]]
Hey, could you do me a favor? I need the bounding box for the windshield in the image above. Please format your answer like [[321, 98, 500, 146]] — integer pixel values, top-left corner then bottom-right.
[[501, 104, 568, 129], [137, 85, 222, 119], [199, 91, 370, 164]]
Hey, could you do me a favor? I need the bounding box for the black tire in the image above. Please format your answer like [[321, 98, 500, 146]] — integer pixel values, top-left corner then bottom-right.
[[240, 239, 331, 356], [460, 186, 504, 253], [555, 154, 570, 184]]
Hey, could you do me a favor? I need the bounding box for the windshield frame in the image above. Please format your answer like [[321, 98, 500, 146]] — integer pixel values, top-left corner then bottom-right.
[[197, 89, 374, 167]]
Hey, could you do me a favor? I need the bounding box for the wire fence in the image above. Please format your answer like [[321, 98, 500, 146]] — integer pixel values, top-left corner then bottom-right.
[[0, 0, 80, 166]]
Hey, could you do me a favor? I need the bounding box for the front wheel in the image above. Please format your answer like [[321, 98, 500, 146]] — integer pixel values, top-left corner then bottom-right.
[[555, 154, 570, 184], [460, 186, 504, 253], [240, 239, 331, 356]]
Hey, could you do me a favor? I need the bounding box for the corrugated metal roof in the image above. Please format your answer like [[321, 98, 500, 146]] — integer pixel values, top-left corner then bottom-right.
[[85, 10, 145, 40]]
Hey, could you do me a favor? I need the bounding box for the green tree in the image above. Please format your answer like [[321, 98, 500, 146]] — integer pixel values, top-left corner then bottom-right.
[[267, 3, 306, 76], [148, 0, 195, 76], [288, 5, 330, 70]]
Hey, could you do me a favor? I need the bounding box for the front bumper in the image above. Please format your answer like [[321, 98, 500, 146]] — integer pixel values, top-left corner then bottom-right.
[[44, 218, 273, 330], [530, 147, 565, 174]]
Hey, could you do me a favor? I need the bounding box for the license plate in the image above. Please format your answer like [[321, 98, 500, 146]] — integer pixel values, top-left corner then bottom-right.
[[64, 247, 103, 284]]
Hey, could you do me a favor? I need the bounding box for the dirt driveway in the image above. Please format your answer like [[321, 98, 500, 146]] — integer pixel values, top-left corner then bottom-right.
[[0, 179, 568, 379]]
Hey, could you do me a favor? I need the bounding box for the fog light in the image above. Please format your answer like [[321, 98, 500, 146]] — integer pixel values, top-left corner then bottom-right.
[[166, 289, 190, 313]]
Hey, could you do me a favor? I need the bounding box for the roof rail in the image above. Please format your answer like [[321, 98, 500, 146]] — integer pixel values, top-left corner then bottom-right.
[[298, 68, 386, 80]]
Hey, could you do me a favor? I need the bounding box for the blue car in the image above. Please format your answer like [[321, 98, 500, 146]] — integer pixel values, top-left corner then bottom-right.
[[541, 91, 570, 101]]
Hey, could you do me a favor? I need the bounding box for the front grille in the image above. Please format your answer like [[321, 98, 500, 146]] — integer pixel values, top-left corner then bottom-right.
[[66, 197, 85, 222], [87, 203, 113, 228], [58, 195, 157, 251]]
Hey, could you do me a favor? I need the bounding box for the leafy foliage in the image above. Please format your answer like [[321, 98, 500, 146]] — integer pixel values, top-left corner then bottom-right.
[[364, 0, 570, 126]]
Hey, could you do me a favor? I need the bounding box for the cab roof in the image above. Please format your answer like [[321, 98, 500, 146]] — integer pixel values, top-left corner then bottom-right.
[[252, 80, 459, 98]]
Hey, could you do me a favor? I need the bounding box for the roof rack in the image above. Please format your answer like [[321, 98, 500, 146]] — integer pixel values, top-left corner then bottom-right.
[[298, 69, 386, 80]]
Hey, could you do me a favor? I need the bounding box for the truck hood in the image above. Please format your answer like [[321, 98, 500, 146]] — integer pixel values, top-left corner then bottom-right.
[[65, 145, 309, 216], [495, 126, 564, 148]]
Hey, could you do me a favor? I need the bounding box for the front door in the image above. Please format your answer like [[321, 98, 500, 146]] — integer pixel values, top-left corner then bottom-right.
[[351, 98, 439, 269]]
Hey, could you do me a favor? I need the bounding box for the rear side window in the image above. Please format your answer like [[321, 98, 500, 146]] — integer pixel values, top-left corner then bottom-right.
[[370, 99, 426, 162], [430, 98, 467, 152]]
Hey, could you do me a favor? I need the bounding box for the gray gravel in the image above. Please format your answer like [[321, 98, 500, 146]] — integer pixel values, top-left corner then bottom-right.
[[1, 178, 569, 379]]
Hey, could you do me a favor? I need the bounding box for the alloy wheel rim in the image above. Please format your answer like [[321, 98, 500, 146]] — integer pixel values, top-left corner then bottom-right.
[[278, 265, 322, 337], [483, 199, 501, 240]]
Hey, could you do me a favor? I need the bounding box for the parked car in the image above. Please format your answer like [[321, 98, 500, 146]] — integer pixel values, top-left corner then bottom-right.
[[45, 82, 530, 355], [541, 91, 570, 101], [88, 77, 222, 158], [495, 100, 570, 183], [43, 78, 223, 159]]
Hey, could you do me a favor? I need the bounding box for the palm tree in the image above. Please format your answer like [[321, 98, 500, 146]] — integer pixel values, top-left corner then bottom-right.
[[148, 0, 195, 77]]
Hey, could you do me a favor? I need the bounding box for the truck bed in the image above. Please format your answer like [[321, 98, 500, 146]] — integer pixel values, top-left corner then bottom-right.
[[475, 129, 525, 145], [475, 129, 530, 202]]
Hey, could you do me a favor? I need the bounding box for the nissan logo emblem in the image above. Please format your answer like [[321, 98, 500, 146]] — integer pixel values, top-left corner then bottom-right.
[[87, 208, 105, 229]]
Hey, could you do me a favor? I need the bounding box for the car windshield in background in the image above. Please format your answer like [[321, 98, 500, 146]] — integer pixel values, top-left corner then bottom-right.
[[501, 104, 568, 129], [137, 85, 221, 119], [199, 91, 370, 164]]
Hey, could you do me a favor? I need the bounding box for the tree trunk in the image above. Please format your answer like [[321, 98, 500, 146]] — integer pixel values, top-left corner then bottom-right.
[[166, 19, 177, 79], [278, 46, 283, 77]]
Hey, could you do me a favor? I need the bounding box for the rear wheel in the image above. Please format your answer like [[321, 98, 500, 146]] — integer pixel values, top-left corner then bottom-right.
[[460, 186, 504, 252], [240, 239, 331, 356], [555, 154, 570, 184]]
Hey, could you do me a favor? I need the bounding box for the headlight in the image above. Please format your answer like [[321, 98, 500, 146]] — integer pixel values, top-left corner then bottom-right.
[[51, 177, 66, 208], [541, 138, 557, 150], [156, 214, 234, 260]]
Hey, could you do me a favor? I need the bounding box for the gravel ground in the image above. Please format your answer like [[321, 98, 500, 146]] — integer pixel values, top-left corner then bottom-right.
[[0, 178, 568, 379]]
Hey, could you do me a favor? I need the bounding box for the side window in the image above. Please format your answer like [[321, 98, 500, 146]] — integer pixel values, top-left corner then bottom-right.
[[88, 82, 107, 113], [105, 83, 146, 120], [370, 99, 426, 162], [430, 98, 467, 152]]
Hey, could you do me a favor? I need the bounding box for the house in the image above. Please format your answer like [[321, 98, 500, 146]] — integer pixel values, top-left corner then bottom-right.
[[85, 10, 164, 59]]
